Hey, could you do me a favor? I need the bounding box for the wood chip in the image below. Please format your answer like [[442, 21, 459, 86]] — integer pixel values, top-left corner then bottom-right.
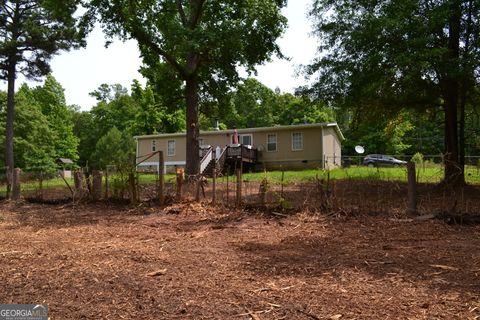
[[147, 269, 167, 276], [331, 315, 343, 320], [430, 264, 459, 271]]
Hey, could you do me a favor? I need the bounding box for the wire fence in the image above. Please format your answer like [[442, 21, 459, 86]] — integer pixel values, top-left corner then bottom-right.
[[0, 158, 479, 215]]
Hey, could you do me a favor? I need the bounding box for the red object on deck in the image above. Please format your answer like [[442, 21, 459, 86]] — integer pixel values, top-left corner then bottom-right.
[[232, 128, 239, 144]]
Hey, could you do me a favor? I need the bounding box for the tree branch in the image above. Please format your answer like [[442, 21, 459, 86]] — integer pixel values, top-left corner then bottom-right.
[[130, 24, 187, 79], [176, 0, 187, 27], [189, 0, 205, 29], [123, 0, 187, 78]]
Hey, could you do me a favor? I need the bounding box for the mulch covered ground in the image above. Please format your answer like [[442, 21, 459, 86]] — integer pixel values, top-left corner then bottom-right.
[[0, 199, 479, 319]]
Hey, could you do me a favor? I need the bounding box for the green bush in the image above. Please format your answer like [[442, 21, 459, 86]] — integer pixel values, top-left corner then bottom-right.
[[411, 152, 424, 165]]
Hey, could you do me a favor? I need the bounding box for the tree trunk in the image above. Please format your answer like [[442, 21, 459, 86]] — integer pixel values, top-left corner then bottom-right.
[[185, 74, 200, 176], [458, 0, 474, 184], [442, 0, 463, 186], [458, 84, 466, 183], [5, 63, 16, 198]]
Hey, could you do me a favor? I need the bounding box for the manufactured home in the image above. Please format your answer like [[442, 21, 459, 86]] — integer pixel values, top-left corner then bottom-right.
[[135, 123, 344, 174]]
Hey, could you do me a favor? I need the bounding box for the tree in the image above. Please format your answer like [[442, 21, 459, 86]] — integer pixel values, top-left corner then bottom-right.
[[0, 0, 86, 194], [89, 127, 135, 170], [225, 78, 278, 129], [89, 83, 139, 137], [0, 85, 56, 172], [130, 80, 185, 135], [274, 92, 335, 125], [72, 110, 97, 167], [30, 75, 79, 161], [90, 0, 287, 175], [308, 0, 480, 186]]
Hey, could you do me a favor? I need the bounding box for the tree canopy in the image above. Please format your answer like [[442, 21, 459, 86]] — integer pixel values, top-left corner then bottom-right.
[[0, 0, 87, 195], [308, 0, 480, 185], [90, 0, 288, 175]]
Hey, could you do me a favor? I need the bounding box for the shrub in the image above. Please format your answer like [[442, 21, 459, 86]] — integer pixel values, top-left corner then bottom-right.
[[411, 152, 424, 165]]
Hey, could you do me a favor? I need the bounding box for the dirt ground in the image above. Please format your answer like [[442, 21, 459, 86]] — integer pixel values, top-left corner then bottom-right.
[[0, 199, 479, 319]]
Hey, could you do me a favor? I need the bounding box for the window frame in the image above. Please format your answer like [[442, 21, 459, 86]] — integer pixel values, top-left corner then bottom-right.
[[239, 134, 253, 146], [266, 133, 277, 152], [167, 140, 175, 156], [291, 132, 303, 151]]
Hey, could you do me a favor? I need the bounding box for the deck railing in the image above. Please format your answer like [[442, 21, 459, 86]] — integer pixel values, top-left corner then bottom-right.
[[227, 144, 257, 162], [199, 147, 213, 174]]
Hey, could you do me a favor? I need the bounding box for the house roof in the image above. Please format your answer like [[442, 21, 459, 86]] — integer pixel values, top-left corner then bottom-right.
[[57, 158, 74, 164], [134, 122, 345, 141]]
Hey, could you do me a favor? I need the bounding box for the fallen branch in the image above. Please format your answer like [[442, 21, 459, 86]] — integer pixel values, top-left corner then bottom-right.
[[58, 172, 74, 198], [271, 211, 288, 217]]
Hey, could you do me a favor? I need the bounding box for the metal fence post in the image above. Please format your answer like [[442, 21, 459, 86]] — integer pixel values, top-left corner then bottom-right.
[[236, 167, 242, 206], [212, 151, 216, 205]]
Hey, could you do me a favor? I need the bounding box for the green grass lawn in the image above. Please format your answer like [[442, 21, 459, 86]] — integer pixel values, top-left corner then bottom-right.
[[240, 165, 480, 184]]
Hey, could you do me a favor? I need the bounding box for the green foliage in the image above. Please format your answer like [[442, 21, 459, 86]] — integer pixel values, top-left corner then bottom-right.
[[0, 0, 87, 182], [0, 86, 57, 172], [90, 127, 135, 170], [383, 112, 414, 155], [30, 75, 79, 161], [307, 0, 480, 183], [202, 78, 336, 130], [72, 111, 97, 167], [0, 0, 87, 81], [130, 80, 185, 135], [411, 152, 424, 166]]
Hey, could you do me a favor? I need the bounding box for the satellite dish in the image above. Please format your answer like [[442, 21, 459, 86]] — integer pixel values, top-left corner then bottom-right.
[[355, 145, 365, 154]]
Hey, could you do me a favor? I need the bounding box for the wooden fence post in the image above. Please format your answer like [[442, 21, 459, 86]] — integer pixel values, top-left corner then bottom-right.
[[259, 178, 268, 206], [104, 168, 109, 199], [128, 171, 137, 204], [12, 168, 21, 200], [38, 172, 44, 200], [158, 151, 165, 205], [176, 167, 184, 201], [236, 167, 242, 206], [407, 162, 417, 215], [92, 170, 103, 201], [226, 172, 229, 204], [74, 171, 84, 200]]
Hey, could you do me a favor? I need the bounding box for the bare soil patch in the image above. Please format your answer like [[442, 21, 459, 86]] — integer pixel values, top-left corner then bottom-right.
[[0, 198, 479, 319]]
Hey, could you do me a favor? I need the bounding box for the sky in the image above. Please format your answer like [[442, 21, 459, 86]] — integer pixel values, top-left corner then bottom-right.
[[1, 0, 318, 111]]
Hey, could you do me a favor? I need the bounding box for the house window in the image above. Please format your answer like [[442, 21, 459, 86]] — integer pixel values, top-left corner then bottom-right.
[[167, 140, 175, 156], [292, 132, 303, 151], [240, 134, 252, 146], [151, 140, 156, 152], [266, 134, 277, 152]]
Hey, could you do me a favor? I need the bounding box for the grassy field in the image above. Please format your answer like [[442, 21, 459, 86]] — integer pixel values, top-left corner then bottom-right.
[[241, 165, 480, 184], [138, 165, 480, 184]]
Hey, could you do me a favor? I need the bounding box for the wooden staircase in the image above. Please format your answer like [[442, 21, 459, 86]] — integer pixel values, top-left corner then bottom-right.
[[200, 145, 254, 177]]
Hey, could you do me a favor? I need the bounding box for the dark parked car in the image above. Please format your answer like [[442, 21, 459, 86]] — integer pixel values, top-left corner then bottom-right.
[[363, 154, 407, 167]]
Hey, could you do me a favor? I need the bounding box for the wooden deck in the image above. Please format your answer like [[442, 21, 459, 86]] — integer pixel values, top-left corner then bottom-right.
[[200, 144, 257, 176]]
